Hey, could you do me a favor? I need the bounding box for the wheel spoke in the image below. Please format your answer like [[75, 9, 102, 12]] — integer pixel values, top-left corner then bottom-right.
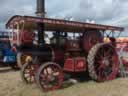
[[105, 48, 113, 57], [44, 68, 49, 75], [95, 53, 102, 60], [100, 47, 105, 57], [98, 68, 104, 79]]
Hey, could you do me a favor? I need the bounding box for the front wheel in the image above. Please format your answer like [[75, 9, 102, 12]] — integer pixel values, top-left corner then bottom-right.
[[87, 43, 119, 82], [35, 62, 63, 92], [21, 62, 39, 84]]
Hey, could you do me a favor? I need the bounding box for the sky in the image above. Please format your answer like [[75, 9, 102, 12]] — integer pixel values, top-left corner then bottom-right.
[[0, 0, 128, 33]]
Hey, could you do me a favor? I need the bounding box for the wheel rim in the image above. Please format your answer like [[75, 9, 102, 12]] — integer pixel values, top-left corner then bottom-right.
[[22, 63, 39, 84], [38, 63, 63, 91], [94, 44, 118, 81]]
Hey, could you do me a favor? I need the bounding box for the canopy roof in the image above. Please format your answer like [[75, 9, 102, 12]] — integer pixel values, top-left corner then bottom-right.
[[6, 15, 124, 32]]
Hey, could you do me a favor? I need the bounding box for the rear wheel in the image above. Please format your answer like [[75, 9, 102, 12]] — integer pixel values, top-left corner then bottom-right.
[[87, 43, 118, 82], [36, 62, 63, 92]]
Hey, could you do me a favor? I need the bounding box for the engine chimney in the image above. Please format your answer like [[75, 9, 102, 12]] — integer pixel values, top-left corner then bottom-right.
[[36, 0, 45, 45], [36, 0, 45, 17]]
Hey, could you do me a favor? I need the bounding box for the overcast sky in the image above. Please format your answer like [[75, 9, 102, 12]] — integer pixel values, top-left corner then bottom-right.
[[0, 0, 128, 31]]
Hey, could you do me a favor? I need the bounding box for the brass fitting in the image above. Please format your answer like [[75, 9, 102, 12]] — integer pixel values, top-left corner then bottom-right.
[[25, 56, 33, 63]]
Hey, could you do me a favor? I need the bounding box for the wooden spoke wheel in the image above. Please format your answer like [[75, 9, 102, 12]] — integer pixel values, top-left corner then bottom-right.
[[36, 62, 63, 92], [17, 52, 31, 68], [87, 43, 118, 82], [21, 62, 39, 84]]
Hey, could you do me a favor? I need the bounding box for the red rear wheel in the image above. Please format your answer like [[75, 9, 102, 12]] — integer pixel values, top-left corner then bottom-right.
[[87, 43, 119, 81], [36, 62, 63, 92]]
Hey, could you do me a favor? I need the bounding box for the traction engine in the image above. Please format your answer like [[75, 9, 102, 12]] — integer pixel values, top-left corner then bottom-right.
[[6, 15, 124, 91], [4, 0, 123, 92]]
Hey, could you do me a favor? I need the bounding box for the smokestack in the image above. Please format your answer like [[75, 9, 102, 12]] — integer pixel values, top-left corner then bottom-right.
[[36, 0, 45, 45], [36, 0, 45, 17]]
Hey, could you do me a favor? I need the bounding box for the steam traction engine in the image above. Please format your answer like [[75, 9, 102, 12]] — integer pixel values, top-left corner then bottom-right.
[[6, 15, 124, 91]]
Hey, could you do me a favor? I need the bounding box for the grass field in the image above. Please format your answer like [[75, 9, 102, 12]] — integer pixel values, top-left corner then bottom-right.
[[0, 67, 128, 96]]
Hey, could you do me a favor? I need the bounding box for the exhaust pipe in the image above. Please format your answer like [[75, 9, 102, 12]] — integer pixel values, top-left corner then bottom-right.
[[36, 0, 45, 45], [36, 0, 45, 17]]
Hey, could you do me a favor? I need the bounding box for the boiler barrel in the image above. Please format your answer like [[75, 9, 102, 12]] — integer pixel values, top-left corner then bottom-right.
[[29, 46, 64, 63]]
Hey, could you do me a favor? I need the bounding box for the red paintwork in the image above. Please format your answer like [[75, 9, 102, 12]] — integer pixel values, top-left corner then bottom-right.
[[64, 58, 74, 72], [75, 58, 86, 72], [20, 30, 35, 44], [12, 30, 35, 45], [6, 15, 124, 32], [83, 31, 103, 52], [63, 57, 86, 72], [11, 30, 35, 45], [52, 49, 64, 62]]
